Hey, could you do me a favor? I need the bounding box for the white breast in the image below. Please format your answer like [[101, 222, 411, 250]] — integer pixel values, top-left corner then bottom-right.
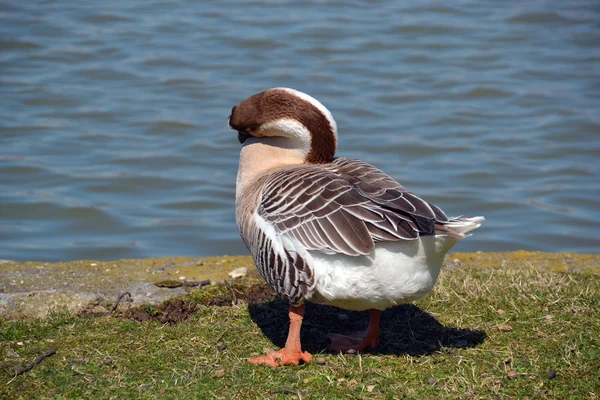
[[308, 235, 460, 311]]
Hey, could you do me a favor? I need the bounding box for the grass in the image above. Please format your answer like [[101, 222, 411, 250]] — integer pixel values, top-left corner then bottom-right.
[[1, 252, 599, 399]]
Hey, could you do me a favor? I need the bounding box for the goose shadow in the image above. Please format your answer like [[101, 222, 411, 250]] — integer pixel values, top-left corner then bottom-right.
[[247, 299, 486, 356]]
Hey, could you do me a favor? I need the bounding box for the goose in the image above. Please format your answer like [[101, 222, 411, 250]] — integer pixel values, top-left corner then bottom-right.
[[229, 88, 483, 367]]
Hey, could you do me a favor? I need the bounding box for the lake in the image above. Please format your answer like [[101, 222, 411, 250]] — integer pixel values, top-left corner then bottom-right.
[[1, 1, 599, 262]]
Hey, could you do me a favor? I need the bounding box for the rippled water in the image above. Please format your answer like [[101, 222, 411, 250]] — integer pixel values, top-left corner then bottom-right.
[[1, 1, 599, 262]]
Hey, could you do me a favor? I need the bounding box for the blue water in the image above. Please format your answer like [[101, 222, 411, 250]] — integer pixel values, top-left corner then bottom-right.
[[1, 1, 599, 262]]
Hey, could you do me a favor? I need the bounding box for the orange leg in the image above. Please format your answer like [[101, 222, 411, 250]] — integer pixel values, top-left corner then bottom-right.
[[327, 309, 381, 352], [248, 304, 313, 367]]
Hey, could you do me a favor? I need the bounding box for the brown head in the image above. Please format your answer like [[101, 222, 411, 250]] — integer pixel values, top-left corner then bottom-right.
[[228, 88, 338, 164]]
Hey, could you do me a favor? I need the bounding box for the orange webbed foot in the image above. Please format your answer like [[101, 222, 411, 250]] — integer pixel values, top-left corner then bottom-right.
[[247, 348, 313, 367]]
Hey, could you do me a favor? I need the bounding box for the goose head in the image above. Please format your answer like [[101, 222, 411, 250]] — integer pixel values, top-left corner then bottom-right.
[[228, 88, 338, 164]]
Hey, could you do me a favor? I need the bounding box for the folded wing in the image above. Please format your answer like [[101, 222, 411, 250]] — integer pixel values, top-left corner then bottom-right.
[[258, 157, 450, 257]]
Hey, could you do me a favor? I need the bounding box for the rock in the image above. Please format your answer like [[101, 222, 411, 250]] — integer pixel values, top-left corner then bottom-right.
[[228, 267, 248, 279], [315, 357, 326, 365], [428, 377, 437, 385], [497, 324, 512, 332], [547, 369, 557, 379]]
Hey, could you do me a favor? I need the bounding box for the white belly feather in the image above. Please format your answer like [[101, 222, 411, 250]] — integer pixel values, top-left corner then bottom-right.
[[308, 235, 460, 311]]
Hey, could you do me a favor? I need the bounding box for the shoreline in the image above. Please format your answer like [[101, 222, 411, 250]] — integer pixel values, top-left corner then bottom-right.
[[1, 251, 598, 320]]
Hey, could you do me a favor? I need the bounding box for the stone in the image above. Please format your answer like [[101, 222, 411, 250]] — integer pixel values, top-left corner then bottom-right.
[[228, 267, 248, 279]]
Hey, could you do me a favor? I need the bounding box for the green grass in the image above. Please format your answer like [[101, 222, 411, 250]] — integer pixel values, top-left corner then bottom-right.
[[1, 253, 599, 399]]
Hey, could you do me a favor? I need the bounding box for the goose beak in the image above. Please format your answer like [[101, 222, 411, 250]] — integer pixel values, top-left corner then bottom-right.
[[238, 130, 252, 144]]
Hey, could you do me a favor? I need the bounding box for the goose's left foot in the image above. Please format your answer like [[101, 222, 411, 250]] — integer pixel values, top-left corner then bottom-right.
[[327, 309, 381, 352]]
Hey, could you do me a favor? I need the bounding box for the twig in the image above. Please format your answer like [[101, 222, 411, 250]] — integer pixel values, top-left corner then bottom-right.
[[110, 291, 131, 315], [223, 281, 237, 305], [8, 349, 56, 383]]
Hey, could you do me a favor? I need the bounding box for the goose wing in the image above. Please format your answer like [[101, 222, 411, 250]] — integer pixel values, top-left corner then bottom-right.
[[258, 157, 449, 257]]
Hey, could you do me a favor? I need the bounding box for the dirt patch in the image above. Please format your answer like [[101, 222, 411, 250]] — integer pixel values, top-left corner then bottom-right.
[[121, 283, 276, 323], [231, 283, 276, 304], [123, 299, 198, 324]]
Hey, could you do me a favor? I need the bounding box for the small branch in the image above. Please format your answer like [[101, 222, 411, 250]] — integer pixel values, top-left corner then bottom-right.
[[110, 292, 131, 315], [8, 349, 56, 383]]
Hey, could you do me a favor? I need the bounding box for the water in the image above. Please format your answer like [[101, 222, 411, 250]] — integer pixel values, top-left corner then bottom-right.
[[1, 1, 599, 262]]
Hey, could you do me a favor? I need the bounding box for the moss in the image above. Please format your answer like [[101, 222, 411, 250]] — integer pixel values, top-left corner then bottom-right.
[[153, 279, 184, 288]]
